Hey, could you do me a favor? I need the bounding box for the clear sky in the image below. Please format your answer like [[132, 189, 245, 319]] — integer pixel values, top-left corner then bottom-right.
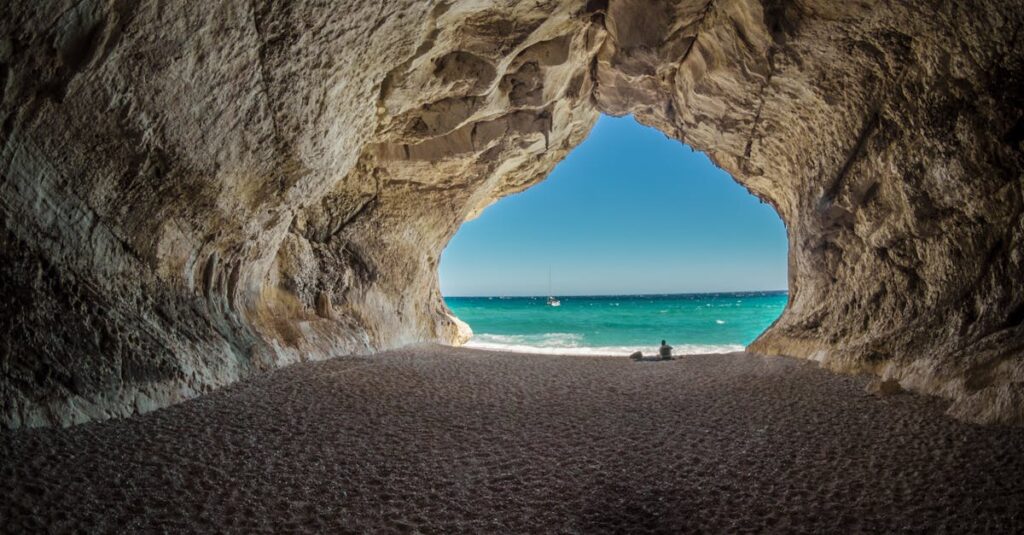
[[439, 115, 788, 297]]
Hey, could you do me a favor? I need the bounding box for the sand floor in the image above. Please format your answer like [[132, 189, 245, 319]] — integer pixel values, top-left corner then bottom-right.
[[3, 346, 1023, 533]]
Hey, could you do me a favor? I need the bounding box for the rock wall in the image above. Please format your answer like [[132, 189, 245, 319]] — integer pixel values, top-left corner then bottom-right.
[[1, 0, 1022, 427]]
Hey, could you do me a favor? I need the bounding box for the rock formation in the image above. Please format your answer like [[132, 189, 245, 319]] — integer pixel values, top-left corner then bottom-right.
[[1, 0, 1022, 427]]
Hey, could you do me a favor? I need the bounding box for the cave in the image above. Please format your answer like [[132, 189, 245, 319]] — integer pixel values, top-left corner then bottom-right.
[[2, 0, 1023, 432]]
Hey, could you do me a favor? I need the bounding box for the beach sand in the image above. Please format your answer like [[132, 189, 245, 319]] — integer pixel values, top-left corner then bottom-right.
[[3, 346, 1023, 533]]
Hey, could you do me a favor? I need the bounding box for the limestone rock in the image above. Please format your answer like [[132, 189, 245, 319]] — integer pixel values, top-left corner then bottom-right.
[[315, 290, 334, 320], [1, 0, 1022, 427], [448, 314, 474, 347]]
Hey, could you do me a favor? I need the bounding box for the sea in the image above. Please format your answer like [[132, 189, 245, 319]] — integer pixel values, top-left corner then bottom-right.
[[444, 291, 788, 356]]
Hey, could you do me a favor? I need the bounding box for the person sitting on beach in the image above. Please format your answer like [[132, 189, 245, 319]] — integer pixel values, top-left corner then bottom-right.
[[659, 340, 673, 360]]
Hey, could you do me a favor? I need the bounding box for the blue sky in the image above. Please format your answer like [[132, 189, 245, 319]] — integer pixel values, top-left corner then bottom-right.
[[439, 115, 788, 297]]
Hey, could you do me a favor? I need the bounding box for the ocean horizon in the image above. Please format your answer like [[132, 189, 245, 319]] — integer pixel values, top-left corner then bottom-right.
[[445, 290, 788, 356]]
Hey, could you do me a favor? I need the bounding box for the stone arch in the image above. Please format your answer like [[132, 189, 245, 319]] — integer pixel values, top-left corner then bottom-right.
[[1, 0, 1021, 427]]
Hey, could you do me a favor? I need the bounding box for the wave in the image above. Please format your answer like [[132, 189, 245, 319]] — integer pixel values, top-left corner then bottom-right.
[[464, 333, 744, 356]]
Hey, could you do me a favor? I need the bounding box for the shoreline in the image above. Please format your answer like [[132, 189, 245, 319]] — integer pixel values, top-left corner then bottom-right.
[[461, 339, 746, 357], [444, 292, 785, 363]]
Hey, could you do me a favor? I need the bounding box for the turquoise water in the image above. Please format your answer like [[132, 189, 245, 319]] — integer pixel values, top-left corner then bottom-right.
[[445, 291, 788, 355]]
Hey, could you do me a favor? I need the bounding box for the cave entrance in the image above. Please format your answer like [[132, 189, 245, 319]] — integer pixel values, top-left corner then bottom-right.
[[439, 115, 788, 356]]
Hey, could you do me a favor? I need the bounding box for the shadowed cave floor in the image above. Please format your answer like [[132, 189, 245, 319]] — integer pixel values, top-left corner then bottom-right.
[[3, 346, 1023, 533]]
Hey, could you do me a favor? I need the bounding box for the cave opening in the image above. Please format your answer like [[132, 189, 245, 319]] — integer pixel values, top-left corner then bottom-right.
[[2, 0, 1021, 431], [439, 114, 788, 355]]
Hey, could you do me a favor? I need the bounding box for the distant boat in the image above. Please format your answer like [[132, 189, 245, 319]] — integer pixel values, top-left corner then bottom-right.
[[547, 267, 561, 307]]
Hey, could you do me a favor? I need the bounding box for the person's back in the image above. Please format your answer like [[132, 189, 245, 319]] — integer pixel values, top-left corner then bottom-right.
[[659, 340, 673, 359]]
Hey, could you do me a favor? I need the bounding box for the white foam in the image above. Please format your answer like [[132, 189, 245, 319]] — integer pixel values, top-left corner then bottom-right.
[[465, 334, 743, 357], [472, 333, 584, 348]]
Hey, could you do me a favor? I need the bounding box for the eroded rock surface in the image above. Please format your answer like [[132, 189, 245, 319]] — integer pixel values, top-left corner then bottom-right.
[[1, 0, 1022, 427]]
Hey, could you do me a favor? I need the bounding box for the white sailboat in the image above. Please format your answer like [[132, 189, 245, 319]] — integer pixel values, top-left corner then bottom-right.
[[547, 267, 561, 307]]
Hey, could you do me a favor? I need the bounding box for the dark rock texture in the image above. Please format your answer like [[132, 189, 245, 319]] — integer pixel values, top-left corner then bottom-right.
[[1, 0, 1022, 427]]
